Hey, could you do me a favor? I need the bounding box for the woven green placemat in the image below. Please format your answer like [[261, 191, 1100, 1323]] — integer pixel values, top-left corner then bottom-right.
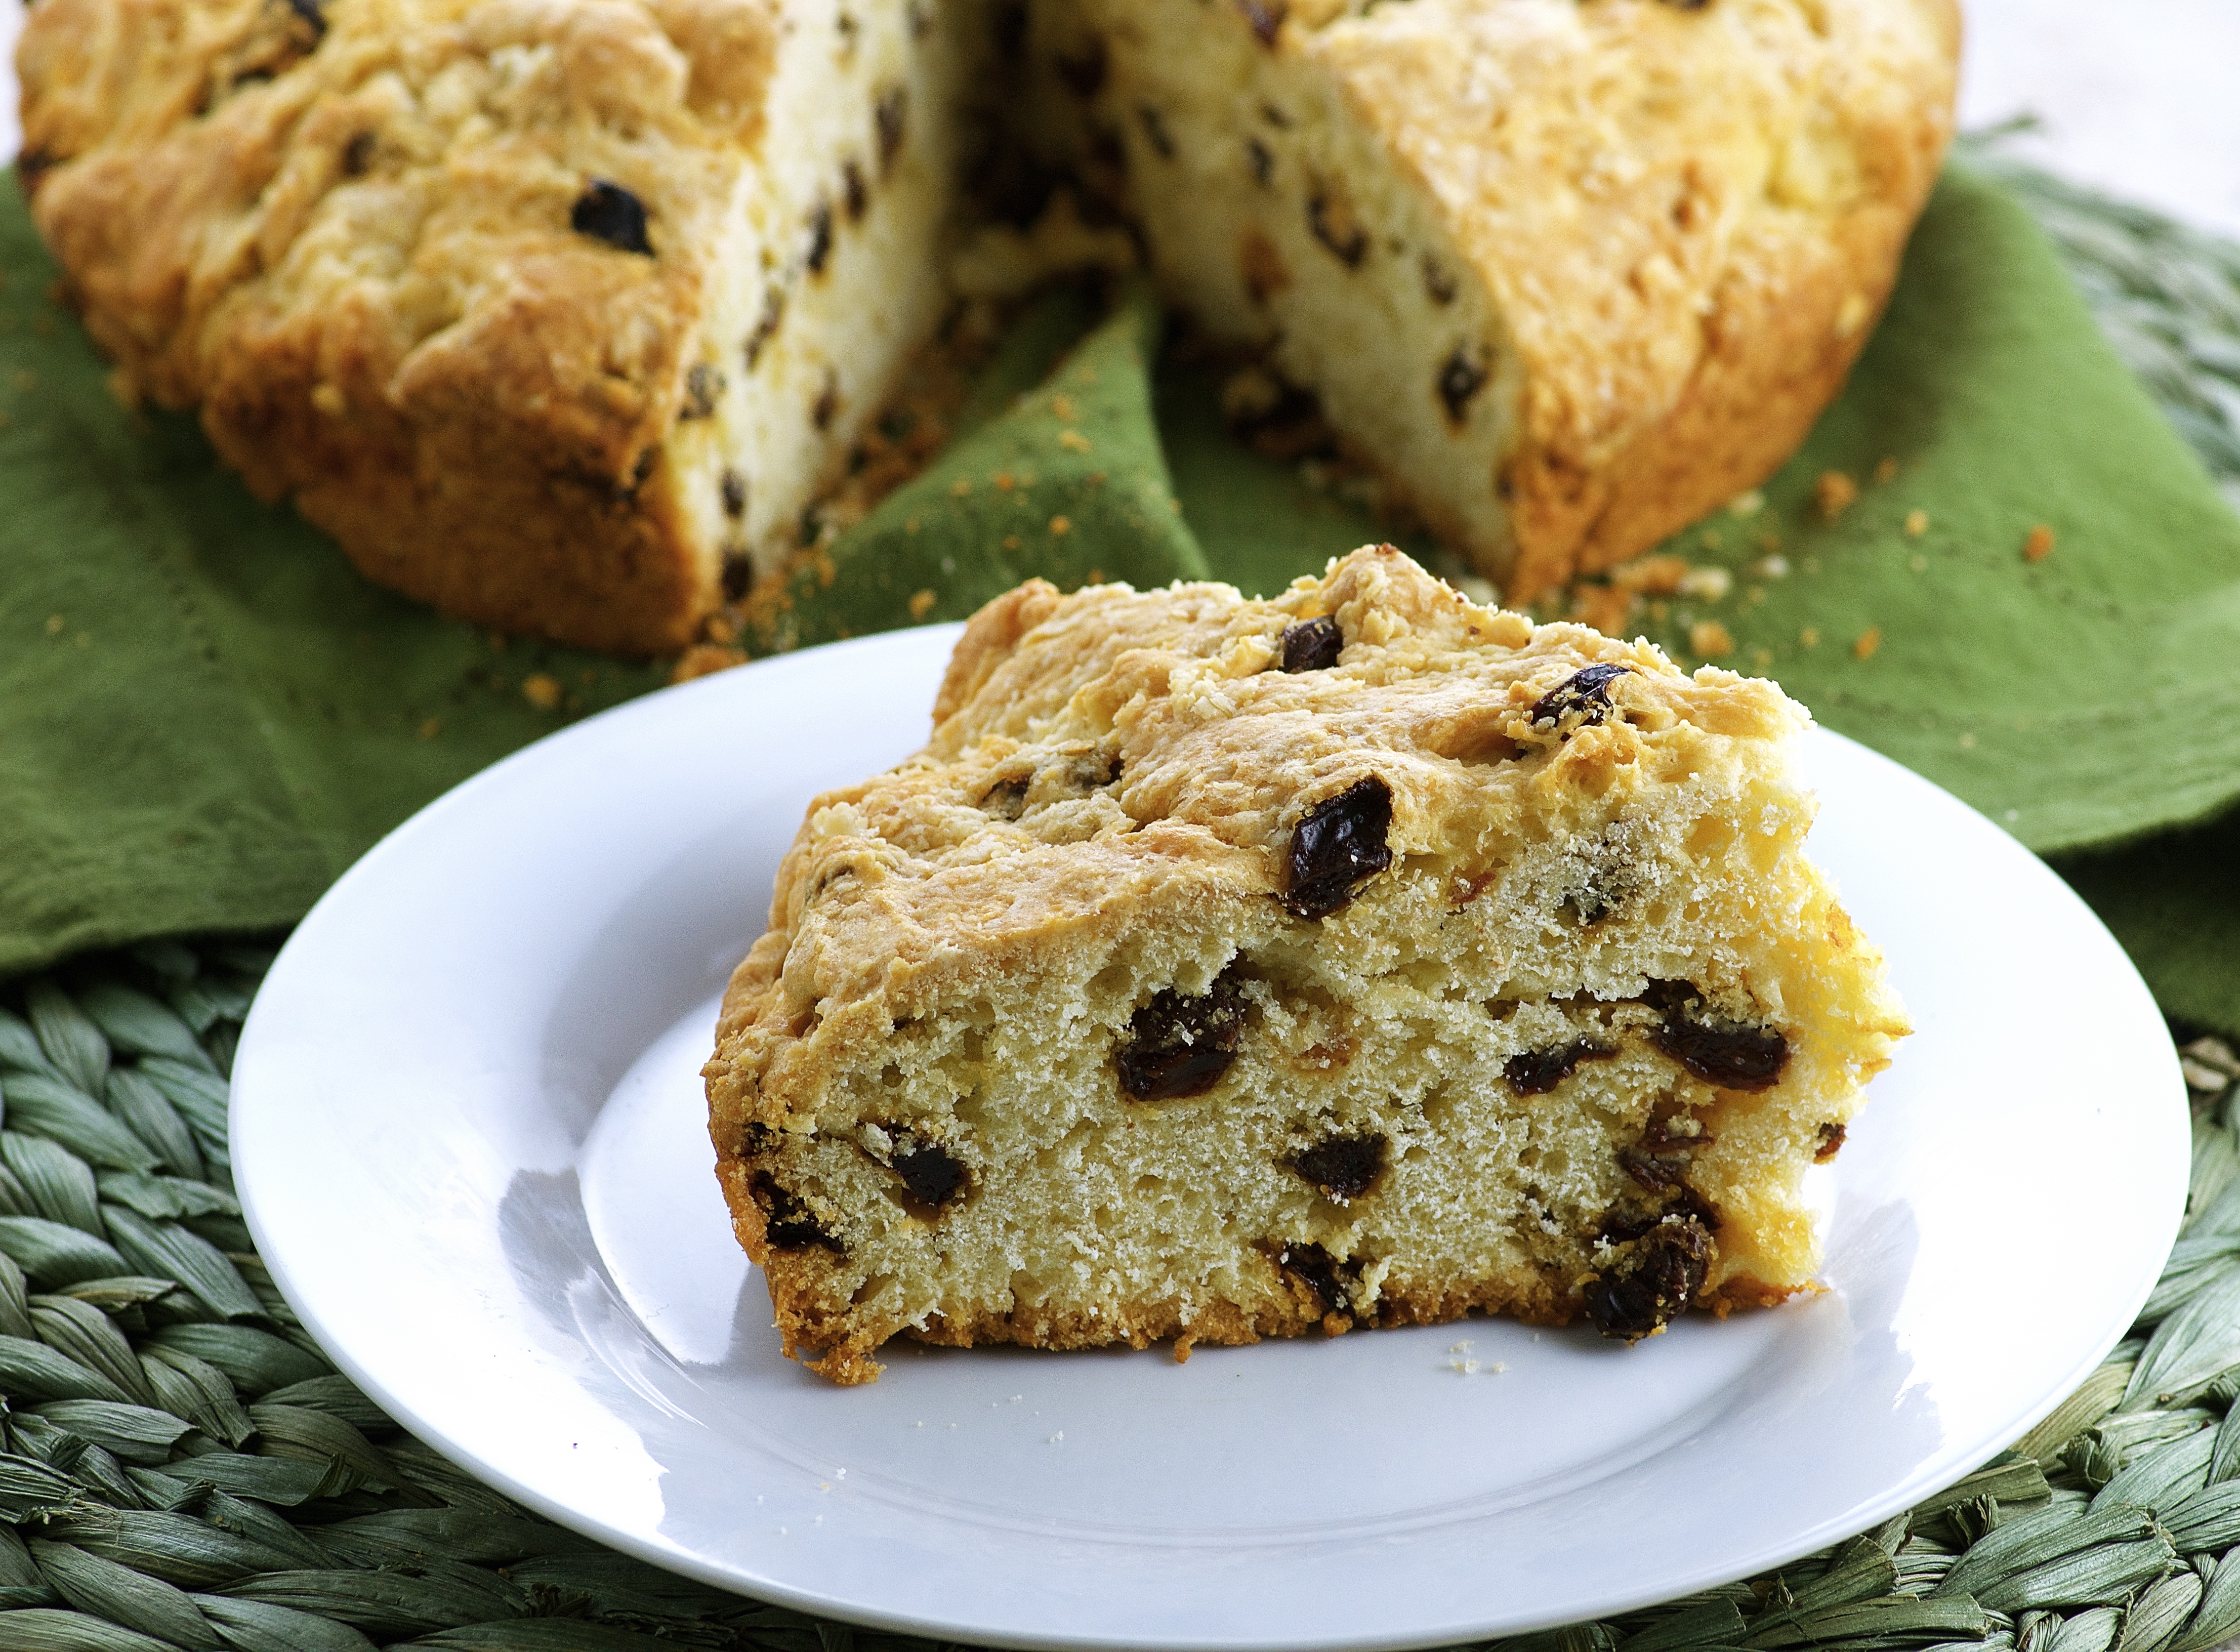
[[1, 944, 2237, 1652]]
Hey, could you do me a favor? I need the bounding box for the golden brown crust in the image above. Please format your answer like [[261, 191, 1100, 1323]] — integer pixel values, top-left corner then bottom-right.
[[1294, 0, 1959, 600], [928, 576, 1067, 728]]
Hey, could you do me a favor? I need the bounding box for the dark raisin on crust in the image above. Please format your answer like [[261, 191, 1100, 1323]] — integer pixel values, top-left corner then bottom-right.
[[980, 775, 1030, 819], [893, 1141, 968, 1207], [1275, 1240, 1358, 1316], [745, 287, 785, 369], [1422, 253, 1457, 306], [720, 468, 748, 520], [721, 553, 754, 601], [341, 131, 376, 176], [1286, 1132, 1387, 1200], [286, 0, 327, 39], [571, 181, 653, 256], [843, 159, 868, 222], [1503, 1040, 1613, 1095], [1644, 979, 1790, 1091], [1137, 104, 1177, 160], [1438, 345, 1490, 425], [1237, 0, 1287, 46], [1055, 37, 1108, 98], [875, 86, 908, 172], [1583, 1215, 1712, 1341], [1282, 777, 1393, 919], [1246, 136, 1275, 188], [1815, 1122, 1847, 1162], [1279, 616, 1342, 673], [751, 1173, 844, 1253], [683, 362, 724, 420], [812, 368, 840, 432], [1115, 965, 1248, 1101], [806, 200, 835, 274], [1529, 663, 1633, 734], [1308, 190, 1368, 268]]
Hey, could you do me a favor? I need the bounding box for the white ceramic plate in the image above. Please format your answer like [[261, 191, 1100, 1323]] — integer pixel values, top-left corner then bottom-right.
[[233, 625, 2189, 1652]]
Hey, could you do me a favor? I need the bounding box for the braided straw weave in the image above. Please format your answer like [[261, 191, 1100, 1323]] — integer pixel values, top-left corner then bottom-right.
[[4, 153, 2240, 1651]]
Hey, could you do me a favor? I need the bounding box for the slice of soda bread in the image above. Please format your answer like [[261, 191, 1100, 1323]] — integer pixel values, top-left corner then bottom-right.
[[704, 545, 1907, 1384]]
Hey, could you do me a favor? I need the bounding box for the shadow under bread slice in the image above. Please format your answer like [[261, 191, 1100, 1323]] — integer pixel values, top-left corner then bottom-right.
[[703, 545, 1909, 1385]]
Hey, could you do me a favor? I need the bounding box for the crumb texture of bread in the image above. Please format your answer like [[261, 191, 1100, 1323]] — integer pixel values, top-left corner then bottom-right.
[[704, 546, 1909, 1384]]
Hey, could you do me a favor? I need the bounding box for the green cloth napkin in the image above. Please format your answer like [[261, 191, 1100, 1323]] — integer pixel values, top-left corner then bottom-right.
[[5, 162, 2239, 1034]]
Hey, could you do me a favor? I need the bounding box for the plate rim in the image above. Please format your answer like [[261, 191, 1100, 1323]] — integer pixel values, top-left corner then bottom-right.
[[233, 625, 2191, 1652]]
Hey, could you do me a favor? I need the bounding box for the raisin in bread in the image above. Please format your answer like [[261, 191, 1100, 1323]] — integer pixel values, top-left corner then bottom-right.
[[703, 545, 1908, 1384], [1010, 0, 1959, 605], [16, 0, 966, 653], [18, 0, 1955, 652]]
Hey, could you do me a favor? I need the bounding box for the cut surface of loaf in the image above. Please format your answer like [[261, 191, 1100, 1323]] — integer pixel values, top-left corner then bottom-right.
[[1017, 0, 1959, 603], [704, 546, 1908, 1385], [18, 0, 1956, 652]]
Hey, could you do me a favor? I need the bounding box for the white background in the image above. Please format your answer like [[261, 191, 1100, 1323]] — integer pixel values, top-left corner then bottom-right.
[[1, 1, 2236, 237]]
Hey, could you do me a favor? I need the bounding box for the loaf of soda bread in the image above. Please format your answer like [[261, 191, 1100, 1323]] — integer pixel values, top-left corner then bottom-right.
[[1011, 0, 1959, 605], [17, 0, 1956, 652], [703, 546, 1908, 1384], [16, 0, 967, 653]]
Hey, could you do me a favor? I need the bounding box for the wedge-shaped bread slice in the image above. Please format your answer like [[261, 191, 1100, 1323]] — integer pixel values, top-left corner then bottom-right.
[[705, 545, 1906, 1384]]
